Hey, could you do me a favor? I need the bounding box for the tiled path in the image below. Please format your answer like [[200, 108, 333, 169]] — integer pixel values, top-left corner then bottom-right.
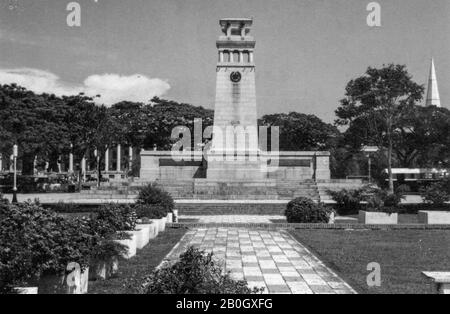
[[163, 227, 356, 294]]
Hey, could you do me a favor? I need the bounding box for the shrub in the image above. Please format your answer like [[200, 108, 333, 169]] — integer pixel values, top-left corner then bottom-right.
[[135, 204, 167, 219], [328, 188, 366, 215], [0, 203, 95, 293], [143, 247, 263, 294], [421, 182, 450, 206], [96, 203, 137, 232], [285, 197, 332, 223], [383, 192, 403, 207], [137, 183, 174, 215], [89, 240, 127, 263]]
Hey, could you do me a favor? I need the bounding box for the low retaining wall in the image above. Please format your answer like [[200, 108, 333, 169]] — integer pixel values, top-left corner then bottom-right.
[[418, 211, 450, 225]]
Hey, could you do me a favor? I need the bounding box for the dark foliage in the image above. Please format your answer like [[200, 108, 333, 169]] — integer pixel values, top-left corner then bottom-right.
[[285, 197, 332, 223], [143, 247, 263, 294], [96, 203, 137, 233], [137, 183, 174, 214], [328, 188, 367, 215], [420, 180, 450, 206], [0, 203, 94, 293]]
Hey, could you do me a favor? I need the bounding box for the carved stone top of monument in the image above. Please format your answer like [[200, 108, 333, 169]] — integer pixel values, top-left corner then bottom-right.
[[217, 18, 255, 49]]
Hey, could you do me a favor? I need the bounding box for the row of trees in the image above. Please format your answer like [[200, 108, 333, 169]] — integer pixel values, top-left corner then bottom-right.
[[1, 64, 450, 186], [0, 85, 213, 176]]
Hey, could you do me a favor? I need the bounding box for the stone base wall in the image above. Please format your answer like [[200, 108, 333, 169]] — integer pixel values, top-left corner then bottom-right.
[[140, 150, 331, 182]]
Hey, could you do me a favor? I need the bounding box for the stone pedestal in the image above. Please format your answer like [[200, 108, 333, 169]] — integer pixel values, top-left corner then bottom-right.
[[207, 151, 265, 180]]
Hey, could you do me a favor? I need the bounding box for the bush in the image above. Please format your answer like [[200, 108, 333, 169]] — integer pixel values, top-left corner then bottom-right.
[[328, 188, 366, 215], [96, 203, 137, 233], [143, 247, 263, 294], [0, 201, 136, 293], [137, 183, 174, 215], [89, 240, 127, 263], [285, 197, 332, 223], [421, 182, 450, 206], [135, 204, 167, 219], [365, 190, 403, 212], [0, 203, 95, 293], [383, 192, 403, 207]]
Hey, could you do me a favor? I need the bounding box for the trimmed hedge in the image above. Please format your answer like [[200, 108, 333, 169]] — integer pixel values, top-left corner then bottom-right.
[[285, 197, 332, 223]]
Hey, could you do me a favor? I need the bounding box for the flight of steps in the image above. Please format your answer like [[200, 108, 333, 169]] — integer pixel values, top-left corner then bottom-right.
[[81, 179, 320, 201], [77, 179, 369, 215], [79, 179, 321, 215], [175, 202, 288, 216]]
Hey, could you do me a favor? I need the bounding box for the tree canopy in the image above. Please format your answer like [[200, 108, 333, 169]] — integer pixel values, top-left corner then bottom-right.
[[259, 112, 340, 151], [334, 64, 450, 188]]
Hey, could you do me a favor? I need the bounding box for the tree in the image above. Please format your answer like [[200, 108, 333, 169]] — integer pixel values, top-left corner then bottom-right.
[[143, 97, 214, 150], [64, 94, 121, 185], [336, 64, 424, 193], [0, 84, 71, 175], [397, 105, 450, 168], [259, 112, 340, 151], [110, 101, 147, 149]]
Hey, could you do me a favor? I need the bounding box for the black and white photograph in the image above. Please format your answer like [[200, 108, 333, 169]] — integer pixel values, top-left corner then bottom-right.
[[0, 0, 450, 299]]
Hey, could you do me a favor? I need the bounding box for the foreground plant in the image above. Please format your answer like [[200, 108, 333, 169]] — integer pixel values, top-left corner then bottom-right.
[[0, 203, 93, 293], [142, 247, 264, 294]]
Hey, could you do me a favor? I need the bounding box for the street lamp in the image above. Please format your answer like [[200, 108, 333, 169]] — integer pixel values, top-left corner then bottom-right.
[[12, 144, 18, 204], [362, 146, 379, 184]]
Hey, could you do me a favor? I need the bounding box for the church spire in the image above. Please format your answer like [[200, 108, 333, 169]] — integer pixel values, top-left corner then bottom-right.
[[425, 58, 441, 107]]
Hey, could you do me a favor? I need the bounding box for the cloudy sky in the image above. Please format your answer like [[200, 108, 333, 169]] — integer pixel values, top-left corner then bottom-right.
[[0, 0, 449, 122]]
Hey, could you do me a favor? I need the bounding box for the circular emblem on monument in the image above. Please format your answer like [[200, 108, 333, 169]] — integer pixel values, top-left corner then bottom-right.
[[230, 71, 242, 83]]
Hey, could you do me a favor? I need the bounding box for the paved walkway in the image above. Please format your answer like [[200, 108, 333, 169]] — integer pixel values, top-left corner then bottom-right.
[[163, 227, 356, 294]]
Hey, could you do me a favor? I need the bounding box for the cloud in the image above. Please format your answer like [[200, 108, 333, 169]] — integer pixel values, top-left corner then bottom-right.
[[0, 68, 170, 105]]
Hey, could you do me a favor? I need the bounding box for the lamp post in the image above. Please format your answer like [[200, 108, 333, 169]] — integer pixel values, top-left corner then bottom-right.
[[362, 146, 379, 184], [12, 144, 18, 204]]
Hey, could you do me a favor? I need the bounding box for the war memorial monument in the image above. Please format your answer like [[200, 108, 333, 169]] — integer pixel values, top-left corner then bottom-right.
[[137, 19, 331, 203]]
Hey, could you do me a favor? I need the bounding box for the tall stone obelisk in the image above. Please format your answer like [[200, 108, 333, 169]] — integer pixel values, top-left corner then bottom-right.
[[207, 18, 264, 180]]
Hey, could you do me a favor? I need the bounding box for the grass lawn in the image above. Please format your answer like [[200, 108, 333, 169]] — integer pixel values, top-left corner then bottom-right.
[[290, 229, 450, 294], [89, 227, 187, 294]]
